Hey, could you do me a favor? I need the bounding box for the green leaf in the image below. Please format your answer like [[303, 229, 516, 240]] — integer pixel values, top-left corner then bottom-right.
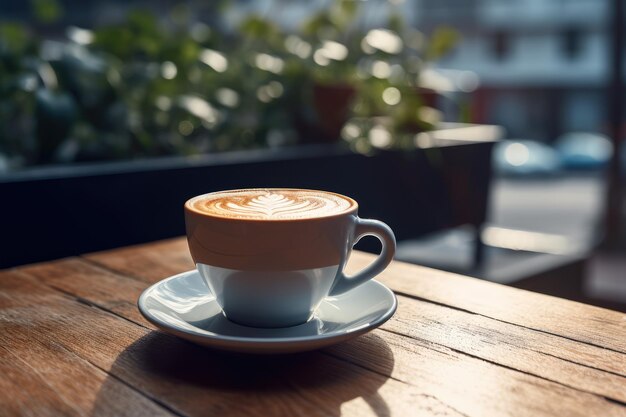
[[330, 0, 359, 29], [426, 26, 459, 60], [170, 4, 190, 26], [0, 23, 31, 53], [127, 10, 159, 36], [239, 16, 279, 39], [388, 13, 404, 33], [31, 0, 63, 23], [301, 13, 330, 37]]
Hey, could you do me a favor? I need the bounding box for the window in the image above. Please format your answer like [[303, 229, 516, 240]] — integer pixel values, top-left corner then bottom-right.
[[492, 31, 511, 61], [562, 27, 583, 60]]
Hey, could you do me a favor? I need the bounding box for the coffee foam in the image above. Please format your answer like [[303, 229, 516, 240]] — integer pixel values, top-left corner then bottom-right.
[[189, 189, 355, 220]]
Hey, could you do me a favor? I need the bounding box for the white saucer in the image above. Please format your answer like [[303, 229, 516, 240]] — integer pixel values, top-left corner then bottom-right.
[[138, 270, 397, 354]]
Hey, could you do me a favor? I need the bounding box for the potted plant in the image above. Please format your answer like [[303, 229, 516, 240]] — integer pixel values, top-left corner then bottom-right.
[[0, 1, 500, 268]]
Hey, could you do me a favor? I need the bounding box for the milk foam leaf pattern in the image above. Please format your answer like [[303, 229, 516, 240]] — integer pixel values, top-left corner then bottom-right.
[[223, 193, 317, 218], [194, 190, 354, 220]]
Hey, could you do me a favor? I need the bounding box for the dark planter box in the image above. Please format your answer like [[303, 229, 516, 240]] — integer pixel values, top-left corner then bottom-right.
[[0, 123, 500, 268]]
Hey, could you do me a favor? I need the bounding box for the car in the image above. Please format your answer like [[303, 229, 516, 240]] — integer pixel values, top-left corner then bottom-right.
[[493, 139, 561, 177]]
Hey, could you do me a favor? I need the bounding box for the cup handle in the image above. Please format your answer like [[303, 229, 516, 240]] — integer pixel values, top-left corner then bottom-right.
[[329, 217, 396, 296]]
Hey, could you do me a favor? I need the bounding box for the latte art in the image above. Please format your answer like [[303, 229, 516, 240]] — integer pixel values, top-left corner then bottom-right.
[[189, 189, 355, 220], [221, 193, 320, 217]]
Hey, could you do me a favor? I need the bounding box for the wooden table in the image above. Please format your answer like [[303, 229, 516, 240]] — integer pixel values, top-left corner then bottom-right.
[[2, 238, 625, 417]]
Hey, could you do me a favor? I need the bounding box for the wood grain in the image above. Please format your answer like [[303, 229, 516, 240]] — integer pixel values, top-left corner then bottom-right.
[[85, 237, 626, 356], [82, 239, 626, 399], [383, 296, 626, 402], [3, 238, 626, 416], [85, 237, 626, 350], [1, 271, 372, 417], [326, 332, 626, 417], [23, 256, 626, 396], [0, 347, 81, 417], [18, 257, 150, 326], [0, 271, 176, 417], [16, 256, 626, 416], [346, 251, 626, 354], [3, 265, 471, 417], [84, 237, 193, 283]]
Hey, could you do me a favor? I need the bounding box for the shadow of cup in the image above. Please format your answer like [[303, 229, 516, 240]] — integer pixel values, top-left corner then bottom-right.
[[91, 330, 395, 417]]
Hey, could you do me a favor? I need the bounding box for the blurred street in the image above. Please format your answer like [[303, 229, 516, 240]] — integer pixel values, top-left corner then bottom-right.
[[492, 174, 626, 310], [490, 174, 605, 246]]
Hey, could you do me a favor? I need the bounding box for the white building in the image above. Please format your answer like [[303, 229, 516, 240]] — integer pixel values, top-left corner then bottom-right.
[[417, 0, 609, 139]]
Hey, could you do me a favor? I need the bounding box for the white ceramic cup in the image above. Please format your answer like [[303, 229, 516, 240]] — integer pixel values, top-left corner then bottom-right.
[[185, 188, 396, 328]]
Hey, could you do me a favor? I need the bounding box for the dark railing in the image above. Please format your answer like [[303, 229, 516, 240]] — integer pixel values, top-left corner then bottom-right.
[[1, 125, 498, 268]]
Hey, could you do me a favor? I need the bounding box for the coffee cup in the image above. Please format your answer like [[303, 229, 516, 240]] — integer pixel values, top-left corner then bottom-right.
[[184, 188, 396, 328]]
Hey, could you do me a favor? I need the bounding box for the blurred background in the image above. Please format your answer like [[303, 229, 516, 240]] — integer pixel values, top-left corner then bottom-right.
[[1, 0, 624, 310]]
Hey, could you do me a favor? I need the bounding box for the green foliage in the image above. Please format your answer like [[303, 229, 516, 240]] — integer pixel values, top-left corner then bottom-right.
[[427, 27, 459, 60], [31, 0, 63, 24], [0, 0, 458, 169], [0, 23, 32, 54]]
